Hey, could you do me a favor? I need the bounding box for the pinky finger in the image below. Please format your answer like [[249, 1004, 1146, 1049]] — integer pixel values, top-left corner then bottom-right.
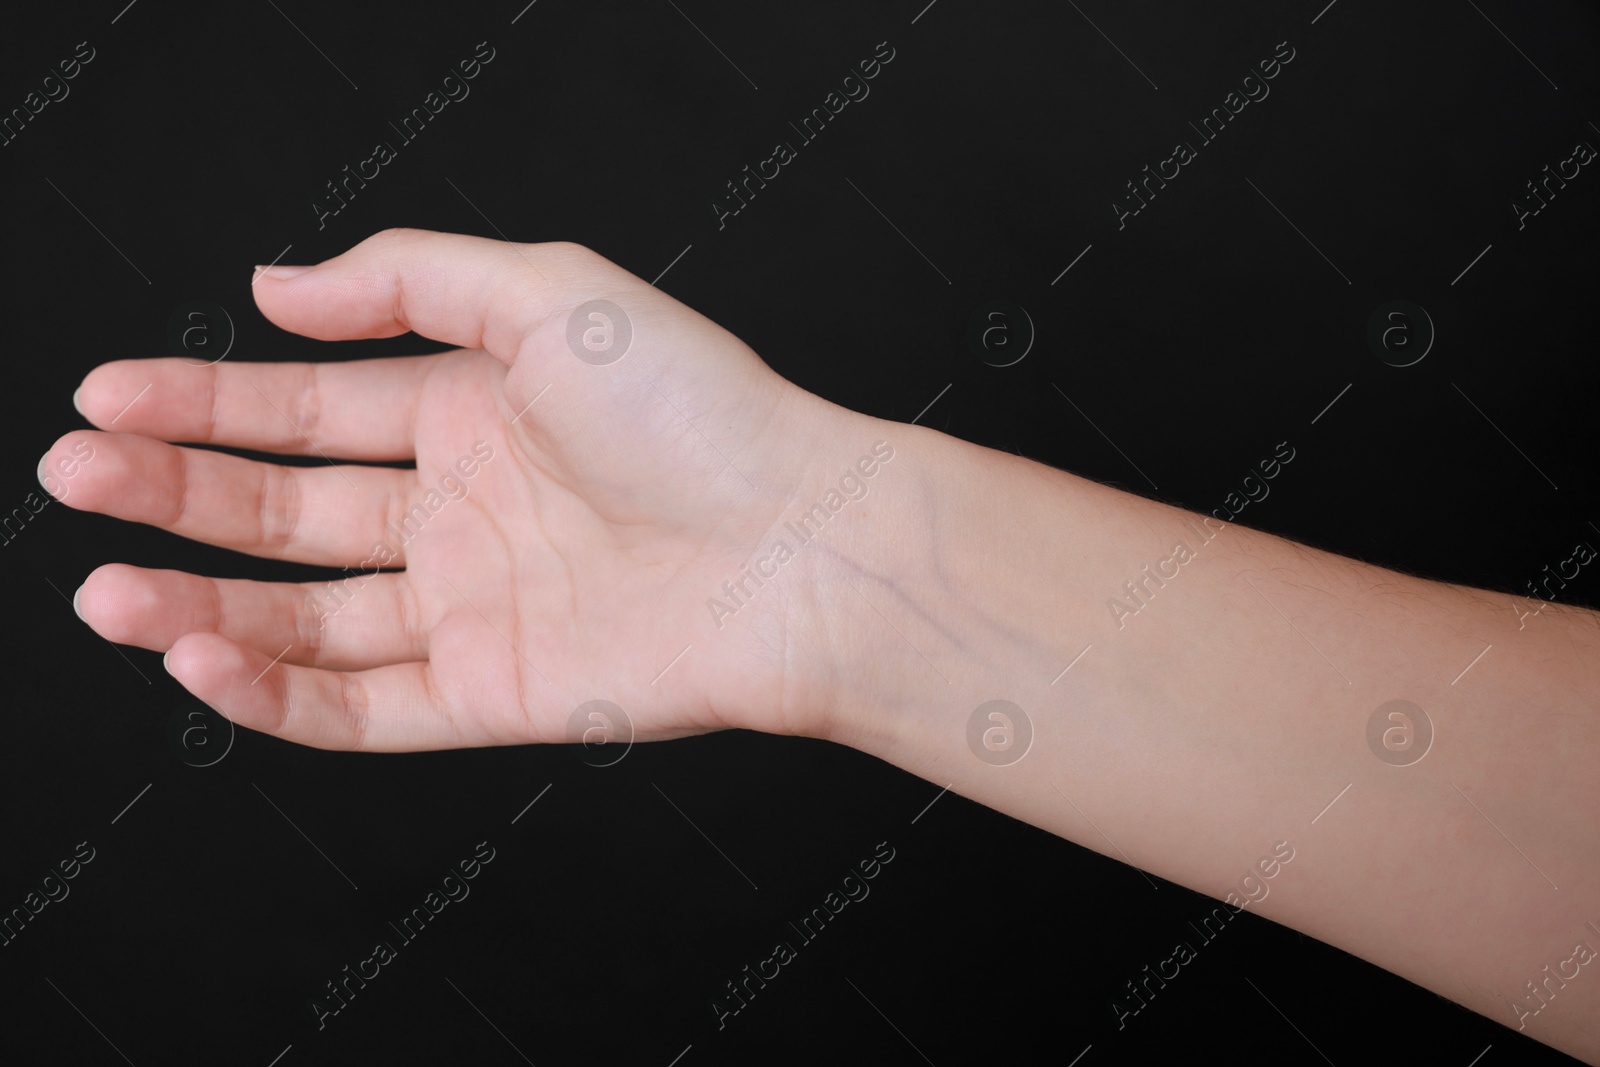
[[166, 632, 459, 752]]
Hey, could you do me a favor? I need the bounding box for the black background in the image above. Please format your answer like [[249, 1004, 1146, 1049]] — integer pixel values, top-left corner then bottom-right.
[[2, 1, 1597, 1064]]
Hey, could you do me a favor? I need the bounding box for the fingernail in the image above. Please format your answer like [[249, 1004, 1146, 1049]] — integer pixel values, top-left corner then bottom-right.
[[254, 263, 315, 280], [72, 388, 85, 417], [163, 649, 175, 675], [72, 585, 85, 621], [36, 452, 50, 489]]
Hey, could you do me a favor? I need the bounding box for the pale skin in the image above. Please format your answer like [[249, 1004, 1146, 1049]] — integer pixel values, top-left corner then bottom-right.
[[47, 229, 1600, 1062]]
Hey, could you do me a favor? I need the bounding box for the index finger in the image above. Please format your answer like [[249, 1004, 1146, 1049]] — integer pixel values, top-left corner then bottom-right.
[[74, 354, 449, 461]]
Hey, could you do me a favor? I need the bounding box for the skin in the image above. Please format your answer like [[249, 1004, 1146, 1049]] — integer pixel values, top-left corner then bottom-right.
[[47, 229, 1600, 1062]]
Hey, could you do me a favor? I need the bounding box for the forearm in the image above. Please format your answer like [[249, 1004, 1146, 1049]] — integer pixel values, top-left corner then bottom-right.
[[801, 417, 1600, 1060]]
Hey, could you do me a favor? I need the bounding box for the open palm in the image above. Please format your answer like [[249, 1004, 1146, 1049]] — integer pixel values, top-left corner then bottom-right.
[[56, 230, 854, 750]]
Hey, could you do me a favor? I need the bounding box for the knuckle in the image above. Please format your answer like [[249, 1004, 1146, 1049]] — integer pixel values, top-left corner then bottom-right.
[[547, 239, 591, 257], [540, 240, 606, 275], [296, 585, 329, 663], [288, 364, 323, 448], [336, 672, 370, 751], [256, 465, 303, 555], [366, 226, 426, 248], [573, 243, 614, 274], [396, 579, 422, 650]]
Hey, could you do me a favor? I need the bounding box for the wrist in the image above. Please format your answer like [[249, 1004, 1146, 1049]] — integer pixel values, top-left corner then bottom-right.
[[785, 420, 1084, 755]]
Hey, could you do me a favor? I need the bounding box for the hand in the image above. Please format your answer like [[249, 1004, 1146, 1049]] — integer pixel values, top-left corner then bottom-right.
[[45, 229, 1600, 1064], [52, 229, 876, 751]]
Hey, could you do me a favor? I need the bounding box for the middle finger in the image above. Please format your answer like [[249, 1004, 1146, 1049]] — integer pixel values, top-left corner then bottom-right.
[[44, 430, 416, 568]]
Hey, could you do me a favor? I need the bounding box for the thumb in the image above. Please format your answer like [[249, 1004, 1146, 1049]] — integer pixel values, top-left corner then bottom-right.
[[251, 229, 612, 364]]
